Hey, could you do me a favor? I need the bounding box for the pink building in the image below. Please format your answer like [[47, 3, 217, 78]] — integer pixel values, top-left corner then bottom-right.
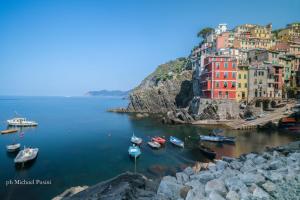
[[216, 32, 234, 50]]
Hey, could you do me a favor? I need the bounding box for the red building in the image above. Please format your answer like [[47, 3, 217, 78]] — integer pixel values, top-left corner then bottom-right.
[[200, 56, 237, 100]]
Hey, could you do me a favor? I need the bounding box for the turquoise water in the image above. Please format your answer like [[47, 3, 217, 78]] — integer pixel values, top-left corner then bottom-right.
[[0, 96, 299, 200]]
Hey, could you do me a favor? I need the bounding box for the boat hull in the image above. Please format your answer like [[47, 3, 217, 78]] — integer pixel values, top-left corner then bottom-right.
[[6, 144, 21, 152], [170, 137, 184, 148], [14, 148, 39, 164], [147, 141, 161, 149]]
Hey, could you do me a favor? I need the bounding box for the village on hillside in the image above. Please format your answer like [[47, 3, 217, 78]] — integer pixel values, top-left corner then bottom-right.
[[190, 23, 300, 129]]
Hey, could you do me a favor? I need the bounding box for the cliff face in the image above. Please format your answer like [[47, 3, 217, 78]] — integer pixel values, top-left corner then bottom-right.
[[127, 58, 194, 113]]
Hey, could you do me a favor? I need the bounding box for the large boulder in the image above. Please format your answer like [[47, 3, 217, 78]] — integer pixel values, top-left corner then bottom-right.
[[205, 179, 227, 196], [156, 176, 184, 199]]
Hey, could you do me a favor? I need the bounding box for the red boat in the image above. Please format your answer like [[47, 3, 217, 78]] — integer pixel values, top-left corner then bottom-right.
[[152, 136, 166, 145]]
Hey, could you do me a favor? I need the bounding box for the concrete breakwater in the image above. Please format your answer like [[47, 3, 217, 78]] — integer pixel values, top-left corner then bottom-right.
[[54, 141, 300, 200]]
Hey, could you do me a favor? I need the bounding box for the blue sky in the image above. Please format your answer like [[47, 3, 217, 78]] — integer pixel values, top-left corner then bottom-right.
[[0, 0, 299, 96]]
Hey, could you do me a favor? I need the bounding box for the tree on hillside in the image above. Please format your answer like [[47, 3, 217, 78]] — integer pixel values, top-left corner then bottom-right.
[[197, 27, 214, 39]]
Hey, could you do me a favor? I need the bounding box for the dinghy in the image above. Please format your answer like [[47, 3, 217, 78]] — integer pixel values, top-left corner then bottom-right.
[[128, 145, 141, 158], [14, 147, 39, 164], [147, 141, 161, 149], [131, 133, 142, 145], [170, 136, 184, 148], [152, 136, 166, 145], [6, 143, 21, 152]]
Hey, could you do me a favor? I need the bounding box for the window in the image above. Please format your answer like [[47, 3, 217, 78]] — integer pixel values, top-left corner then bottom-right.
[[224, 81, 228, 88], [216, 72, 220, 78], [232, 63, 236, 68], [216, 62, 220, 69], [238, 83, 241, 88], [232, 82, 236, 88], [216, 82, 219, 88], [224, 72, 228, 78], [219, 91, 222, 97], [244, 83, 247, 88], [238, 74, 241, 79], [244, 74, 247, 79], [224, 62, 228, 68], [232, 72, 236, 78]]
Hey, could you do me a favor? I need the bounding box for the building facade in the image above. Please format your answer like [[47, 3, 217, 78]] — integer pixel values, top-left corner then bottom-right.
[[236, 65, 248, 102]]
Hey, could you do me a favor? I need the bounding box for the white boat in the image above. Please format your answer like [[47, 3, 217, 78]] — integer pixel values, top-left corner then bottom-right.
[[147, 141, 161, 149], [6, 143, 21, 152], [170, 136, 184, 148], [7, 117, 38, 127], [14, 147, 39, 164], [131, 133, 142, 145]]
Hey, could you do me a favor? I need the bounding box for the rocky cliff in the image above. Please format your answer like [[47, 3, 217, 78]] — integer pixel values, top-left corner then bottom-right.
[[127, 57, 194, 113]]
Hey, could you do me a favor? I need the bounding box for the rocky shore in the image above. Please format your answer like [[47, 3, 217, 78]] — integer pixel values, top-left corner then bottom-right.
[[54, 141, 300, 200]]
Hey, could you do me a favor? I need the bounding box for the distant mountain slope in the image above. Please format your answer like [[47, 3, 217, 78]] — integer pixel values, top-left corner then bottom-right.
[[85, 90, 130, 97]]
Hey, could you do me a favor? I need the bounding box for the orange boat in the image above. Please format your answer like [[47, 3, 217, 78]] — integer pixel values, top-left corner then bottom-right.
[[152, 136, 166, 145], [281, 117, 296, 123], [1, 129, 18, 134]]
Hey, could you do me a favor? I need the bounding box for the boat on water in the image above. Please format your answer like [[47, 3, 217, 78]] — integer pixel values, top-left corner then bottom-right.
[[131, 133, 142, 145], [200, 129, 235, 143], [7, 117, 38, 127], [147, 141, 161, 149], [152, 136, 166, 145], [14, 147, 39, 164], [198, 145, 216, 159], [6, 143, 21, 152], [170, 136, 184, 148], [1, 129, 18, 134], [128, 145, 141, 158]]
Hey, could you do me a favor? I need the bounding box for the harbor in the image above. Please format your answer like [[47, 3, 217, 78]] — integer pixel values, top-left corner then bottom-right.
[[0, 96, 299, 200]]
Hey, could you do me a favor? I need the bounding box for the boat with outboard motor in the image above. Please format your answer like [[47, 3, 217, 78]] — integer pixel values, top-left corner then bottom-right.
[[128, 144, 141, 158], [131, 133, 142, 145], [170, 136, 184, 148], [14, 147, 39, 164]]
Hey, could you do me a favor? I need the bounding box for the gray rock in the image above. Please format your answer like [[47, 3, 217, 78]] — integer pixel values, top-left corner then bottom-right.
[[246, 153, 257, 160], [185, 180, 203, 189], [222, 156, 235, 163], [183, 167, 194, 176], [53, 186, 88, 200], [205, 179, 227, 196], [253, 156, 267, 165], [185, 184, 205, 200], [176, 172, 189, 184], [190, 171, 215, 184], [226, 190, 240, 200], [208, 162, 217, 172], [208, 191, 226, 200], [252, 185, 270, 199], [238, 187, 252, 200], [268, 159, 285, 170], [289, 152, 300, 162], [157, 176, 184, 199], [262, 181, 276, 193], [240, 159, 256, 173], [262, 152, 272, 160], [215, 160, 229, 171], [272, 150, 280, 158], [229, 161, 243, 170], [238, 172, 265, 186], [225, 176, 247, 192]]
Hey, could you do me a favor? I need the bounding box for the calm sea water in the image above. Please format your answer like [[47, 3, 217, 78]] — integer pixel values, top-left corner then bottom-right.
[[0, 96, 299, 200]]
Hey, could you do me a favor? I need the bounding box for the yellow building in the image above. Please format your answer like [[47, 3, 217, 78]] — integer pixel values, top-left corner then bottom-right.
[[236, 66, 248, 102], [250, 24, 272, 39], [278, 23, 300, 41]]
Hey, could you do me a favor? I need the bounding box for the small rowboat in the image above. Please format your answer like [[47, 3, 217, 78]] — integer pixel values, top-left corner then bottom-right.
[[152, 136, 166, 145], [131, 133, 142, 145], [6, 143, 21, 152], [1, 129, 18, 134], [14, 147, 39, 164], [170, 136, 184, 148], [128, 145, 141, 158], [199, 145, 216, 159], [147, 141, 161, 149]]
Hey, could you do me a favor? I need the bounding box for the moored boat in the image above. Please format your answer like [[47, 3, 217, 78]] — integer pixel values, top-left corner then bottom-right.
[[170, 136, 184, 148], [199, 135, 236, 143], [128, 145, 141, 158], [1, 129, 18, 134], [14, 147, 39, 164], [147, 141, 161, 149], [198, 145, 216, 159], [7, 117, 38, 127], [6, 143, 21, 152], [131, 133, 142, 145], [152, 136, 166, 145]]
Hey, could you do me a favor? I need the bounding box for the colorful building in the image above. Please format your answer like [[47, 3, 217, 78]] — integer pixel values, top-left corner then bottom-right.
[[278, 23, 300, 41], [236, 65, 248, 101], [200, 56, 237, 100], [247, 64, 268, 101], [249, 24, 272, 39], [216, 31, 234, 50]]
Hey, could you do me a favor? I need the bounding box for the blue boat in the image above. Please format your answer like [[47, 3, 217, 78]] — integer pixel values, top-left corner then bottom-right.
[[170, 136, 184, 148], [128, 145, 141, 158]]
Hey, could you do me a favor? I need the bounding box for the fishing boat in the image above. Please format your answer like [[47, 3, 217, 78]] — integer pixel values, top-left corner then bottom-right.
[[131, 133, 142, 145], [198, 145, 216, 159], [6, 143, 21, 152], [7, 117, 38, 127], [1, 129, 18, 134], [147, 141, 161, 149], [152, 136, 166, 145], [14, 147, 39, 164], [128, 145, 141, 158], [170, 136, 184, 148], [199, 135, 235, 143]]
